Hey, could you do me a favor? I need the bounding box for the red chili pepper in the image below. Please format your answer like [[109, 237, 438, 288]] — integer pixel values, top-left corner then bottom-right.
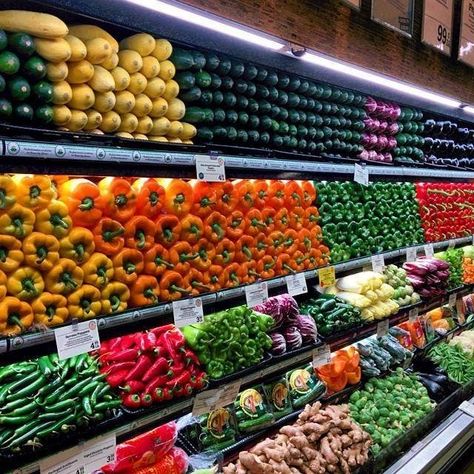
[[103, 361, 135, 374], [191, 372, 208, 390], [183, 349, 200, 367], [145, 374, 170, 394], [140, 393, 153, 407], [150, 324, 176, 338], [162, 387, 173, 401], [106, 369, 129, 387], [166, 370, 191, 388], [119, 334, 137, 350], [137, 331, 157, 352], [105, 348, 139, 363], [109, 337, 123, 352], [174, 385, 185, 397], [126, 353, 153, 381], [152, 387, 164, 403], [121, 380, 145, 394], [143, 357, 171, 383], [122, 393, 141, 409], [183, 383, 194, 396], [170, 359, 186, 375], [158, 328, 185, 358]]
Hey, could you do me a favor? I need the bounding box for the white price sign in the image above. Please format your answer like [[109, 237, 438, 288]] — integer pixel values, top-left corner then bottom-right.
[[377, 319, 390, 338], [40, 446, 83, 474], [82, 433, 116, 473], [354, 163, 369, 186], [408, 307, 419, 322], [312, 344, 331, 368], [424, 243, 434, 257], [195, 154, 225, 182], [286, 273, 308, 296], [192, 380, 241, 416], [406, 246, 417, 262], [172, 298, 204, 328], [245, 281, 268, 307], [422, 0, 453, 55], [459, 0, 474, 67], [54, 320, 100, 361], [372, 0, 414, 36], [459, 400, 474, 417], [371, 254, 385, 273], [448, 293, 457, 307]]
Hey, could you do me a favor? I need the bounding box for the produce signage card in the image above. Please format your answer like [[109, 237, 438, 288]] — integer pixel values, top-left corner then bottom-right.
[[372, 0, 414, 36]]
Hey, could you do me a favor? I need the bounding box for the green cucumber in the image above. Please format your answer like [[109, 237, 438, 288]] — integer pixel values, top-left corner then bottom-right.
[[0, 30, 6, 51], [35, 105, 53, 123], [0, 51, 20, 75], [237, 129, 248, 143], [247, 98, 258, 113], [223, 92, 236, 107], [226, 126, 237, 140], [287, 77, 300, 91], [191, 51, 206, 70], [248, 130, 259, 143], [195, 71, 212, 88], [180, 86, 202, 102], [213, 125, 227, 139], [202, 108, 214, 123], [212, 90, 224, 105], [199, 90, 213, 105], [8, 33, 35, 57], [306, 112, 316, 126], [282, 135, 291, 147], [271, 120, 279, 132], [256, 67, 267, 82], [279, 121, 289, 134], [259, 131, 270, 144], [236, 95, 248, 109], [264, 71, 278, 86], [307, 141, 317, 153], [238, 111, 249, 125], [258, 99, 271, 114], [33, 80, 53, 103], [209, 73, 222, 89], [229, 61, 244, 78], [288, 124, 297, 136], [278, 73, 290, 89], [0, 73, 4, 92], [204, 52, 220, 71], [268, 87, 278, 102], [246, 82, 256, 97], [175, 71, 195, 90], [270, 104, 280, 118], [298, 138, 307, 149], [214, 108, 226, 123], [216, 58, 231, 75], [184, 106, 206, 123], [287, 92, 300, 108], [307, 82, 317, 97], [197, 127, 213, 141], [22, 55, 46, 80], [221, 76, 234, 90], [278, 108, 288, 120], [14, 103, 33, 121], [0, 97, 12, 118], [226, 110, 238, 124], [297, 125, 308, 136], [249, 115, 260, 128], [256, 84, 269, 98], [272, 135, 283, 147], [8, 76, 31, 101], [277, 90, 288, 106], [260, 115, 272, 130], [243, 64, 258, 80], [297, 80, 309, 94], [299, 96, 308, 109], [170, 48, 195, 70], [288, 109, 300, 123], [234, 79, 248, 94]]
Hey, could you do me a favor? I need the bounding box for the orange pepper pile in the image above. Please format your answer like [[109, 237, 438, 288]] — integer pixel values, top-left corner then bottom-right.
[[315, 347, 361, 394], [463, 257, 474, 283]]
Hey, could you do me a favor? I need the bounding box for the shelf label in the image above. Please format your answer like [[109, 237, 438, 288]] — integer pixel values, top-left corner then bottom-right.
[[172, 298, 204, 328], [354, 163, 369, 186], [372, 0, 414, 36], [408, 307, 419, 322], [406, 246, 417, 262], [459, 400, 474, 417], [195, 154, 225, 182], [82, 433, 116, 473], [286, 273, 308, 296], [424, 243, 434, 257], [422, 0, 453, 55], [448, 293, 457, 307], [318, 266, 336, 288], [312, 344, 331, 368], [192, 380, 241, 416], [54, 320, 100, 361], [245, 282, 268, 308], [448, 239, 455, 249], [376, 319, 389, 338], [39, 446, 83, 474], [371, 254, 385, 273]]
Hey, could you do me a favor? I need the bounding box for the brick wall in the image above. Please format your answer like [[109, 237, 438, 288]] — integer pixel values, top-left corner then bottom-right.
[[180, 0, 474, 104]]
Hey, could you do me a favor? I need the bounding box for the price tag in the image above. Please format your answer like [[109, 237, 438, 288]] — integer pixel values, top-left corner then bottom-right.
[[245, 281, 268, 308], [318, 266, 336, 288], [406, 246, 417, 262], [408, 307, 419, 322], [422, 0, 453, 55], [192, 380, 241, 416], [82, 433, 116, 473], [354, 163, 369, 186], [448, 239, 455, 249], [195, 154, 225, 182], [423, 316, 435, 339], [286, 273, 308, 296], [40, 446, 83, 474], [216, 379, 241, 407], [456, 298, 465, 324], [371, 254, 385, 273], [424, 243, 434, 257], [54, 320, 100, 361], [312, 344, 331, 368], [448, 293, 457, 307], [459, 400, 474, 417], [172, 298, 204, 328], [376, 319, 389, 338]]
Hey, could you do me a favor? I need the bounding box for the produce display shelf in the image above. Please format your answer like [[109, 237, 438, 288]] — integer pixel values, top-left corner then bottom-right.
[[2, 137, 474, 180], [3, 237, 470, 355]]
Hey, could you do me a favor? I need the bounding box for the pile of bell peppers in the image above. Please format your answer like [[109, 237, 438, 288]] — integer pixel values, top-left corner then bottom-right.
[[316, 181, 424, 262], [0, 175, 328, 337], [182, 305, 274, 379], [416, 182, 474, 241], [98, 325, 206, 408]]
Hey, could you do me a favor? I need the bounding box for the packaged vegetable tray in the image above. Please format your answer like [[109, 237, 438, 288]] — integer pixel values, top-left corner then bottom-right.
[[198, 407, 238, 452], [263, 376, 293, 420], [233, 385, 274, 433], [285, 364, 326, 408]]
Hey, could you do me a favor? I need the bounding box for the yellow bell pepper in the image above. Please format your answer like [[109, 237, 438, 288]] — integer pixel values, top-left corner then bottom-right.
[[45, 258, 84, 295], [101, 281, 130, 314], [67, 284, 102, 320], [59, 227, 95, 264], [35, 200, 72, 239], [6, 267, 44, 301], [22, 232, 60, 272], [0, 297, 33, 336], [0, 176, 16, 210], [81, 252, 114, 289], [0, 235, 24, 273], [31, 293, 69, 327], [0, 204, 35, 238], [13, 174, 56, 210]]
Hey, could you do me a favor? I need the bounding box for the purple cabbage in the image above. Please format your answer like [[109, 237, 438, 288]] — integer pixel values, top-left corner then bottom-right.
[[296, 315, 317, 343], [407, 275, 425, 288], [270, 333, 287, 355], [254, 294, 299, 327], [283, 326, 303, 350]]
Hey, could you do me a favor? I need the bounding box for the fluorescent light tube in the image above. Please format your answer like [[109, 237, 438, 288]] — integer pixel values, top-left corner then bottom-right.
[[301, 52, 461, 108], [125, 0, 285, 50], [462, 106, 474, 115]]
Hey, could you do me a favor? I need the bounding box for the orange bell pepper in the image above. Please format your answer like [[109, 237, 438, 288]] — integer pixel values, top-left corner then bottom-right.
[[59, 227, 95, 264], [223, 262, 242, 287], [332, 354, 349, 375], [112, 248, 144, 285], [0, 176, 16, 210], [293, 250, 307, 271], [276, 253, 296, 275], [234, 179, 255, 212], [283, 229, 299, 255], [253, 180, 268, 209], [284, 181, 303, 208], [32, 293, 68, 327], [160, 270, 189, 300], [50, 175, 69, 190], [226, 210, 245, 241], [59, 178, 105, 228], [155, 214, 182, 248], [144, 244, 173, 276], [22, 232, 60, 272], [346, 366, 361, 384], [318, 372, 348, 393], [207, 264, 225, 291], [82, 252, 114, 289], [101, 281, 130, 314], [0, 235, 23, 273], [305, 207, 320, 229], [7, 267, 44, 301], [245, 209, 266, 236], [132, 178, 165, 219], [158, 178, 193, 217], [301, 180, 316, 208], [35, 200, 72, 239], [0, 270, 7, 300], [180, 214, 204, 244], [254, 233, 269, 260], [261, 207, 276, 233], [235, 235, 255, 263], [124, 215, 156, 251], [257, 256, 275, 280], [268, 180, 285, 208], [130, 274, 160, 307], [183, 267, 211, 295], [192, 239, 214, 271], [13, 174, 56, 210], [93, 218, 125, 256], [241, 260, 259, 284], [0, 204, 35, 238], [275, 208, 289, 231], [191, 180, 217, 218], [204, 211, 227, 243], [214, 238, 235, 266], [169, 241, 198, 274], [267, 231, 284, 257], [319, 244, 330, 260], [214, 181, 237, 215], [304, 248, 321, 269], [290, 207, 305, 231], [67, 284, 102, 320], [0, 297, 33, 336], [298, 229, 313, 253], [45, 258, 84, 295], [99, 177, 137, 223]]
